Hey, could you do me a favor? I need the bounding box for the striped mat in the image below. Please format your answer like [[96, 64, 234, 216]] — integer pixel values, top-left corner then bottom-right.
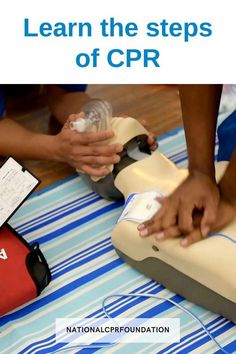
[[1, 123, 236, 354]]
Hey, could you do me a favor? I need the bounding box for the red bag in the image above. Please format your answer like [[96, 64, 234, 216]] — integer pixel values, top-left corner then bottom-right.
[[0, 224, 51, 316]]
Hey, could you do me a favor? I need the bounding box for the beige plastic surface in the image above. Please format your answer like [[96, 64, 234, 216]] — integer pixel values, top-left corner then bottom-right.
[[112, 151, 236, 303], [76, 117, 148, 181]]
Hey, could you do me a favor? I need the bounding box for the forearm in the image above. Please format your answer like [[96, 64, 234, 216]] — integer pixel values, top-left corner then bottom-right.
[[178, 84, 222, 179], [0, 118, 58, 161], [219, 149, 236, 206], [44, 85, 90, 124]]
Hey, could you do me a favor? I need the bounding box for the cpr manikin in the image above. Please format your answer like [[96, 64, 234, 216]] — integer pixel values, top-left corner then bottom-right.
[[80, 117, 236, 323]]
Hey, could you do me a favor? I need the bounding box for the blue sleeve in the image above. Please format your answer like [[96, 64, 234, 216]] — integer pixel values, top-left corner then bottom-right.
[[217, 109, 236, 161], [56, 84, 87, 92], [0, 87, 5, 118]]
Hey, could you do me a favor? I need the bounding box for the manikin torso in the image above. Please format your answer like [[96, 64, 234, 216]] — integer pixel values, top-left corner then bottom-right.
[[80, 117, 236, 322]]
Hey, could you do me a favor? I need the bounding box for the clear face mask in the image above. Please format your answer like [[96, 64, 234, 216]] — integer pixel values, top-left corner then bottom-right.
[[70, 99, 112, 133]]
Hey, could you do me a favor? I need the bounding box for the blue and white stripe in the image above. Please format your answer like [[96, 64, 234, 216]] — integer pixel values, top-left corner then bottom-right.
[[1, 123, 235, 354]]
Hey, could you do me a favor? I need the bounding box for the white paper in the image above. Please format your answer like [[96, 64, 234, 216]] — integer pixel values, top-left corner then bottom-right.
[[117, 190, 163, 223], [0, 157, 39, 227]]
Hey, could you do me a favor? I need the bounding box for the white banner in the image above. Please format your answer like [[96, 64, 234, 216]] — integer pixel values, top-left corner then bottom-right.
[[0, 0, 235, 83]]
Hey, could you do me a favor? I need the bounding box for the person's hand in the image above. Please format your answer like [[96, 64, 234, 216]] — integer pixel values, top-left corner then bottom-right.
[[138, 171, 220, 240], [159, 195, 236, 247], [178, 195, 236, 247], [53, 113, 123, 176], [139, 119, 158, 151], [120, 116, 158, 151]]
